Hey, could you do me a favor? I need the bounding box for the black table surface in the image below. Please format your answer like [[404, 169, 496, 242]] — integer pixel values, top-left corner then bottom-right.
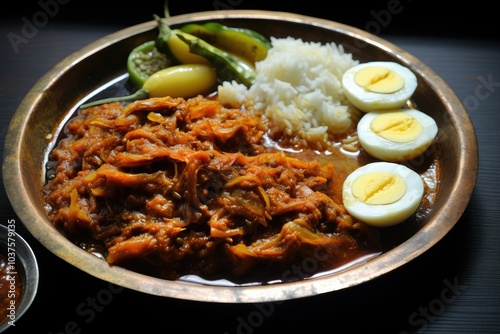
[[1, 1, 499, 333]]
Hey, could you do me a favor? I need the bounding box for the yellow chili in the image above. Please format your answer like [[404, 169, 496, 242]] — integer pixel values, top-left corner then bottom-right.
[[80, 64, 217, 109]]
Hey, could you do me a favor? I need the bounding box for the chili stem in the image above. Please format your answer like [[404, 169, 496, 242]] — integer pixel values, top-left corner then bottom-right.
[[164, 0, 170, 19], [79, 89, 149, 109]]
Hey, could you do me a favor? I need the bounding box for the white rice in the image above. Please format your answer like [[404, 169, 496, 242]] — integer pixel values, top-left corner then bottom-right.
[[218, 36, 360, 144]]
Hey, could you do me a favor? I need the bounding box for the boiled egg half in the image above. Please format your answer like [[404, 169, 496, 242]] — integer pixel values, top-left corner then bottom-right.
[[342, 162, 424, 227], [357, 108, 438, 162], [342, 61, 418, 112]]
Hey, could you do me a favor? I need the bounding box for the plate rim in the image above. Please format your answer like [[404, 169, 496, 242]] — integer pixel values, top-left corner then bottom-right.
[[2, 10, 479, 303]]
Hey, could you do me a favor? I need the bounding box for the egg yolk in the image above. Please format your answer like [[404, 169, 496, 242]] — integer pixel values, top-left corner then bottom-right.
[[370, 111, 424, 143], [354, 66, 405, 94], [352, 171, 406, 205]]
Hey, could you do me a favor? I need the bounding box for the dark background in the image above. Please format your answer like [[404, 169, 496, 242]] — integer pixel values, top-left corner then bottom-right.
[[1, 1, 499, 333], [3, 0, 497, 38]]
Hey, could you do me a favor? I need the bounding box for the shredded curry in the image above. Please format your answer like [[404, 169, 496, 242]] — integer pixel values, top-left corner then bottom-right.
[[43, 95, 381, 283]]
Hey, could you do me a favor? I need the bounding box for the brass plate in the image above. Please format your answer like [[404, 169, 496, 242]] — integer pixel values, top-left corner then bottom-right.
[[2, 10, 478, 303]]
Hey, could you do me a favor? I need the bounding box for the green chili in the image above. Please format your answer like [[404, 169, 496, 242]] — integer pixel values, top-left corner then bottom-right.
[[176, 33, 256, 87], [154, 15, 210, 65], [154, 15, 257, 87], [179, 22, 271, 64], [127, 40, 171, 88]]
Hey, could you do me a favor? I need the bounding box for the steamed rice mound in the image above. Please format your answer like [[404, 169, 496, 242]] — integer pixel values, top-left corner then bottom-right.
[[218, 36, 360, 144]]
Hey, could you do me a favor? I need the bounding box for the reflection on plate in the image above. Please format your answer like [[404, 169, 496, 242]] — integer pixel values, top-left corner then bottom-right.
[[2, 10, 478, 303]]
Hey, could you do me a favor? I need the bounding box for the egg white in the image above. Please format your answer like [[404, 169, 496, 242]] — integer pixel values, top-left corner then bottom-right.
[[357, 108, 438, 162], [342, 61, 418, 112], [342, 162, 424, 227]]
